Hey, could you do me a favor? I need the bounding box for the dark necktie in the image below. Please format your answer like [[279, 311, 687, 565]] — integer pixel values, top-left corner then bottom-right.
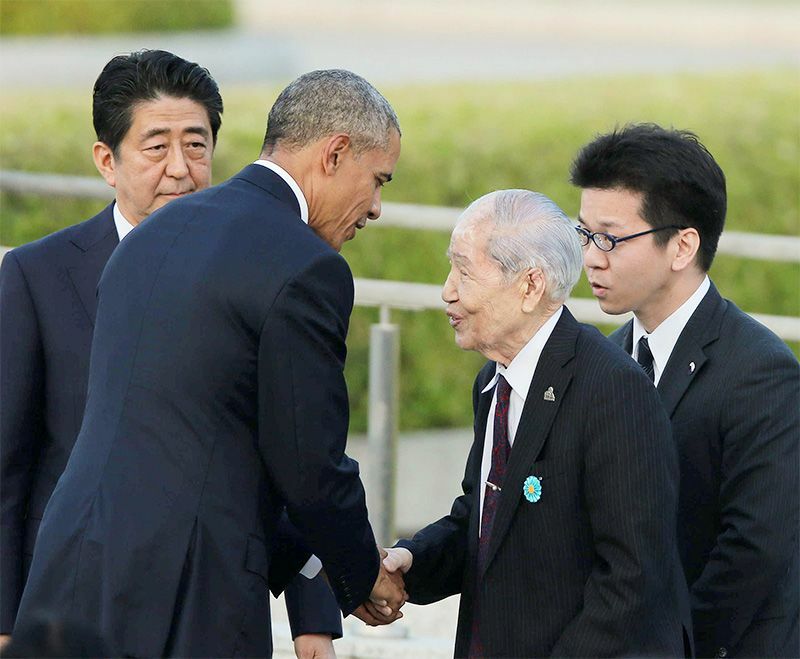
[[637, 335, 655, 382], [470, 374, 512, 658]]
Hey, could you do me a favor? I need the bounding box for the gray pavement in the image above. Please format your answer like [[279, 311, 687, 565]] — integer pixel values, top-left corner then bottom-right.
[[1, 1, 797, 90]]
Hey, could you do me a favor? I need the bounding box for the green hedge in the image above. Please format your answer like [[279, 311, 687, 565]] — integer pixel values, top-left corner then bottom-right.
[[1, 70, 798, 431], [0, 0, 234, 35]]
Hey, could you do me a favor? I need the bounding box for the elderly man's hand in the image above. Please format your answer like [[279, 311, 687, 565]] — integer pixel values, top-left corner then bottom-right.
[[0, 634, 10, 650], [293, 633, 336, 659], [363, 547, 407, 620], [382, 547, 413, 574]]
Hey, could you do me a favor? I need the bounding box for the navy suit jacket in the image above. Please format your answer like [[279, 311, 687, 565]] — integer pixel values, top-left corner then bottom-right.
[[399, 308, 691, 658], [610, 282, 799, 658], [4, 168, 360, 654]]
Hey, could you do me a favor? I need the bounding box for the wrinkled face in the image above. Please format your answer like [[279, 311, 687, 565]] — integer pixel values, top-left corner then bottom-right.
[[95, 95, 213, 225], [312, 129, 401, 251], [579, 187, 676, 321], [442, 220, 530, 361]]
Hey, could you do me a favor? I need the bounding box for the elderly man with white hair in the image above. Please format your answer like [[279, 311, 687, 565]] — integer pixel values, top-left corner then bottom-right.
[[382, 190, 692, 658]]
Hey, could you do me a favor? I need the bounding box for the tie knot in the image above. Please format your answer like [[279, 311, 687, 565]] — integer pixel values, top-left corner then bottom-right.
[[636, 336, 655, 382], [495, 374, 512, 404]]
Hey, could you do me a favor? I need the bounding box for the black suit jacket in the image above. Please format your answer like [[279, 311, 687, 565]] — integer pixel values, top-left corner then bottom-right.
[[610, 282, 800, 658], [399, 308, 691, 657], [12, 166, 369, 656], [0, 206, 117, 633]]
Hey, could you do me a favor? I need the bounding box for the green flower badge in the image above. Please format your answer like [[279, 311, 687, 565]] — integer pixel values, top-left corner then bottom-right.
[[523, 475, 542, 503]]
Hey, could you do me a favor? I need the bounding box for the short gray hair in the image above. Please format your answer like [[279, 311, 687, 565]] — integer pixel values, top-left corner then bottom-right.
[[261, 69, 400, 154], [455, 189, 583, 302]]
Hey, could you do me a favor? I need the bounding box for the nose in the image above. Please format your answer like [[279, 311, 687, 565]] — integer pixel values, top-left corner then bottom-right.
[[442, 269, 457, 303], [582, 241, 608, 270], [367, 189, 381, 220], [165, 147, 190, 179]]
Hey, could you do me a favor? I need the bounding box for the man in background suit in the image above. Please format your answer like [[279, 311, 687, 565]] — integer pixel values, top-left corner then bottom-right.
[[571, 123, 799, 657], [0, 51, 344, 658], [382, 189, 690, 657]]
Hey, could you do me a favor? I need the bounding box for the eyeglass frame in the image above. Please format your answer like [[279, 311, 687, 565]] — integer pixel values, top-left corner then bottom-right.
[[574, 224, 687, 252]]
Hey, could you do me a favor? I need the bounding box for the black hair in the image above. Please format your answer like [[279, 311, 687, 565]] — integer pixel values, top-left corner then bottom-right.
[[570, 123, 726, 271], [92, 49, 223, 155]]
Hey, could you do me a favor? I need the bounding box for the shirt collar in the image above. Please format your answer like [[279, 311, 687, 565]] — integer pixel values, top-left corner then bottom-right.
[[481, 306, 563, 399], [113, 202, 136, 241], [253, 159, 309, 224], [632, 275, 710, 383]]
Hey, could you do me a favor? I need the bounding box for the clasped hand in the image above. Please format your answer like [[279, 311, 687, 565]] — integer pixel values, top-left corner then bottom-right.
[[353, 547, 413, 626]]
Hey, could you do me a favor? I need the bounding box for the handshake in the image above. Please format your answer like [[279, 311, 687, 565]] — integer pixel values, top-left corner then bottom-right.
[[353, 547, 413, 626]]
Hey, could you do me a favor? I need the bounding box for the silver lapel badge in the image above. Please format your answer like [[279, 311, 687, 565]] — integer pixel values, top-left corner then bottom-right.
[[543, 386, 555, 402], [689, 361, 696, 374]]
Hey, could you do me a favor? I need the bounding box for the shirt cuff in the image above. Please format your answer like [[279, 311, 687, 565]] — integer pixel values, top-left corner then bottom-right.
[[299, 554, 322, 579]]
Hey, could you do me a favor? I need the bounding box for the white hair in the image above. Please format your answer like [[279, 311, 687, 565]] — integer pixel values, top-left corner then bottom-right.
[[454, 189, 583, 302]]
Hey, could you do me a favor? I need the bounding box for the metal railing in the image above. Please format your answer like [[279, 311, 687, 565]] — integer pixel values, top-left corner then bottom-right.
[[2, 169, 799, 544], [3, 170, 800, 263]]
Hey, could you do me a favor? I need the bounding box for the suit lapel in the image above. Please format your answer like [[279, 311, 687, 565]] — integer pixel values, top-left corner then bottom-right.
[[469, 365, 495, 566], [66, 205, 119, 326], [481, 308, 579, 576], [656, 284, 725, 417], [614, 319, 634, 354]]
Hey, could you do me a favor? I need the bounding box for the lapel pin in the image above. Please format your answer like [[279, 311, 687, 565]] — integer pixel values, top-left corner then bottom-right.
[[689, 361, 696, 374], [543, 386, 555, 402], [523, 475, 542, 503]]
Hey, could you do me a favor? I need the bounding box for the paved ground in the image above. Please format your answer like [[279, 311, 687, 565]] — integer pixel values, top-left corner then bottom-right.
[[1, 1, 797, 90]]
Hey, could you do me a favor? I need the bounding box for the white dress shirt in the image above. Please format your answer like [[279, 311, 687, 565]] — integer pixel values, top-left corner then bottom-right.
[[253, 159, 309, 224], [113, 203, 136, 241], [632, 276, 710, 386], [477, 306, 562, 534]]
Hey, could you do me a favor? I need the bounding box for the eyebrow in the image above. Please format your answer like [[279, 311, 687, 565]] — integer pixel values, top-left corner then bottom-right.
[[447, 249, 468, 264], [577, 214, 620, 230], [141, 126, 210, 141]]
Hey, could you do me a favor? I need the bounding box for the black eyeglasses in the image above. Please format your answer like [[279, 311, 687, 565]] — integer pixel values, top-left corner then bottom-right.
[[574, 225, 685, 252]]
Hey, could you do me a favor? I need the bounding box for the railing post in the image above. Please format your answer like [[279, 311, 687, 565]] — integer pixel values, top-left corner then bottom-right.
[[366, 305, 399, 547]]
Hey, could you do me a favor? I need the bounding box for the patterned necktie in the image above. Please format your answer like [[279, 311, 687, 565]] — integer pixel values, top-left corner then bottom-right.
[[637, 335, 655, 382], [470, 374, 512, 658]]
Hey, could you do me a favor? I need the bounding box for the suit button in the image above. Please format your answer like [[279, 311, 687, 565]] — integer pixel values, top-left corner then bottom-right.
[[717, 648, 727, 658]]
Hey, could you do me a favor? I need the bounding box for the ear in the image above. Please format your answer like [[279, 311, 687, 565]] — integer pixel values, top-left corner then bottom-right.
[[521, 268, 546, 313], [320, 133, 351, 176], [92, 141, 117, 188], [671, 227, 701, 272]]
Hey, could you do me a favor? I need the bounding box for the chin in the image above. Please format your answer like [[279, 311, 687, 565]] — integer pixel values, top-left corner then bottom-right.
[[598, 298, 626, 316]]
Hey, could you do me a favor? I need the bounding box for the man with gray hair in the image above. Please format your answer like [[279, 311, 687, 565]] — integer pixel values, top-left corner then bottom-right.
[[15, 69, 404, 657], [381, 190, 691, 657]]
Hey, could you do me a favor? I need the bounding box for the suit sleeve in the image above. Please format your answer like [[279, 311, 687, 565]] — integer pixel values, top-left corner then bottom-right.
[[551, 364, 680, 656], [267, 510, 343, 639], [284, 574, 343, 640], [257, 251, 379, 617], [395, 374, 484, 604], [690, 339, 800, 655], [0, 252, 46, 633]]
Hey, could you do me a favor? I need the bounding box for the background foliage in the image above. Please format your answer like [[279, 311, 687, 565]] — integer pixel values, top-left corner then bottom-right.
[[1, 69, 798, 431], [0, 0, 234, 35]]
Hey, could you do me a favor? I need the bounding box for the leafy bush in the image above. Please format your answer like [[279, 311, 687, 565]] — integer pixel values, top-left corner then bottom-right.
[[0, 0, 233, 35]]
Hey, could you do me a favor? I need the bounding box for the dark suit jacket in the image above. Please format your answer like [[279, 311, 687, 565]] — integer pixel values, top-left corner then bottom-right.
[[610, 282, 800, 658], [12, 165, 369, 656], [399, 308, 691, 658]]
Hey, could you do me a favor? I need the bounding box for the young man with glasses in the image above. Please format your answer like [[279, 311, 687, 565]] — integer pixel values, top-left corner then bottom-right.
[[571, 123, 799, 658]]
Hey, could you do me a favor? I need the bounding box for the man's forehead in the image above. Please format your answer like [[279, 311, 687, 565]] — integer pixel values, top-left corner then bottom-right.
[[129, 97, 211, 133]]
